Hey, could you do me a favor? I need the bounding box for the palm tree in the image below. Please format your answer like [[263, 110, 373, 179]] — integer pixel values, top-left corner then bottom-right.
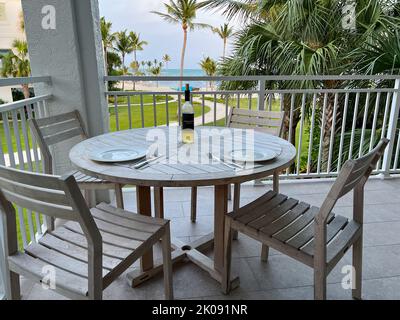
[[100, 17, 116, 76], [152, 0, 210, 89], [162, 54, 172, 69], [149, 60, 164, 87], [206, 0, 400, 171], [212, 23, 234, 58], [114, 30, 134, 90], [1, 40, 31, 99], [129, 32, 148, 66], [199, 56, 217, 89]]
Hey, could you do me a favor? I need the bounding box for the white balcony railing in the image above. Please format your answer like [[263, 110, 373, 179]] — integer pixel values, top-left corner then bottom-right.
[[0, 74, 399, 299], [0, 76, 52, 299], [105, 75, 400, 178]]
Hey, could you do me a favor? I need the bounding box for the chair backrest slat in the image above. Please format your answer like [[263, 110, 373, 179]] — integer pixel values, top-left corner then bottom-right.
[[317, 139, 389, 222], [29, 110, 88, 174], [228, 108, 284, 137]]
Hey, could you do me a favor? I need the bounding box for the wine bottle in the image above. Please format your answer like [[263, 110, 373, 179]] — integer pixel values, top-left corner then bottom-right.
[[181, 84, 194, 144]]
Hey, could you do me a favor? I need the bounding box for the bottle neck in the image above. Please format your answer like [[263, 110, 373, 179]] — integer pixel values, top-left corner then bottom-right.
[[184, 90, 190, 102]]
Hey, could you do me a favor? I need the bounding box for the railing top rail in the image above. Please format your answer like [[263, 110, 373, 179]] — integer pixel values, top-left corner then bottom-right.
[[105, 74, 400, 82], [0, 94, 52, 113], [0, 76, 52, 87], [105, 90, 260, 95]]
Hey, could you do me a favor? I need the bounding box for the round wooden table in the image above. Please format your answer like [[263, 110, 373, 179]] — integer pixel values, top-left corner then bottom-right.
[[70, 126, 296, 288]]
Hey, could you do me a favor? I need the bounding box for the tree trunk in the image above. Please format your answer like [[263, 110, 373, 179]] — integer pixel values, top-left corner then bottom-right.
[[122, 54, 125, 91], [104, 46, 108, 76], [180, 25, 188, 91], [21, 84, 30, 100], [223, 38, 226, 58]]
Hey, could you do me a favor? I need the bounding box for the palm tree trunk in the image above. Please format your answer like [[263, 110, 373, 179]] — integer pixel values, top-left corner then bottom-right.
[[104, 46, 108, 76], [122, 54, 125, 91], [180, 26, 188, 91], [223, 38, 227, 58], [21, 84, 30, 100]]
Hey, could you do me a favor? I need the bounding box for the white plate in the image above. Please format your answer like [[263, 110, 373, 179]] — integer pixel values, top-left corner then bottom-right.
[[89, 147, 147, 163], [226, 148, 280, 162]]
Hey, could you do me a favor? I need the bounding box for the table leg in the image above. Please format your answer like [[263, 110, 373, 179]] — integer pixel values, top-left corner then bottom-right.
[[154, 187, 164, 219], [136, 186, 154, 271], [214, 184, 229, 272]]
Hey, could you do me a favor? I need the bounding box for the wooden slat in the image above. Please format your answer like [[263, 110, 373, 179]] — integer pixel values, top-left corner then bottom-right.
[[0, 165, 63, 190], [301, 215, 351, 256], [39, 233, 122, 270], [50, 227, 135, 260], [63, 222, 146, 249], [41, 118, 81, 137], [232, 109, 284, 119], [91, 208, 161, 233], [231, 115, 283, 127], [0, 176, 69, 206], [2, 190, 77, 221], [232, 190, 276, 218], [25, 243, 109, 278], [326, 221, 361, 264], [247, 198, 299, 230], [96, 203, 167, 226], [44, 127, 84, 146], [273, 206, 319, 242], [8, 252, 88, 299], [236, 193, 287, 225], [35, 111, 78, 127], [260, 202, 310, 235]]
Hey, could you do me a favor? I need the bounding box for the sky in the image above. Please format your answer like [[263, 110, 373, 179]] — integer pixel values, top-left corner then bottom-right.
[[98, 0, 238, 69]]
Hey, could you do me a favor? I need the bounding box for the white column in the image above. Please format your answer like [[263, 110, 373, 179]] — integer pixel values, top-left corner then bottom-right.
[[21, 0, 109, 174], [21, 0, 109, 201]]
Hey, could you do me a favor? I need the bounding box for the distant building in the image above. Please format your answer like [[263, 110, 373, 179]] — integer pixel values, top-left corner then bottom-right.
[[0, 0, 25, 103]]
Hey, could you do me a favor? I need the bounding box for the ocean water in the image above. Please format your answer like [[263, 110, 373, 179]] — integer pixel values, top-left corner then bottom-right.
[[160, 69, 207, 90]]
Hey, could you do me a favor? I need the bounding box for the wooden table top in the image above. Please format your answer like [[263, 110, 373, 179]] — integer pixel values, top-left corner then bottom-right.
[[69, 127, 296, 187]]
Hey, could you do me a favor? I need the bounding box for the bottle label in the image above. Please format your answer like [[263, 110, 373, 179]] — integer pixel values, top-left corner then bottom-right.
[[182, 113, 194, 130]]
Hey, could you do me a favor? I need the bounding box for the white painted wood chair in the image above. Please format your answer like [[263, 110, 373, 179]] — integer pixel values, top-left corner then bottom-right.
[[0, 165, 173, 300], [29, 111, 124, 217], [190, 108, 285, 223], [222, 139, 389, 300]]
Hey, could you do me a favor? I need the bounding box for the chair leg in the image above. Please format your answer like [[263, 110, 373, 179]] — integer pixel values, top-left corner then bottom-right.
[[115, 184, 124, 209], [222, 217, 233, 294], [191, 187, 197, 223], [261, 245, 269, 262], [8, 271, 21, 300], [352, 237, 363, 300], [232, 183, 241, 240], [161, 223, 174, 300], [314, 268, 327, 300]]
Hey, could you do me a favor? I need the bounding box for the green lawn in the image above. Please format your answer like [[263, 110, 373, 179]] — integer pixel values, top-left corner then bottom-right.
[[108, 94, 174, 105]]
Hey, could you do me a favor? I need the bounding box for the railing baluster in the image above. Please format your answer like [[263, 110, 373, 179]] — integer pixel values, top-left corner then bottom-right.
[[317, 93, 328, 174], [296, 93, 306, 175], [140, 94, 145, 128], [166, 94, 169, 126], [377, 92, 392, 170], [288, 93, 295, 145], [359, 92, 370, 157], [225, 94, 229, 126], [201, 94, 205, 125], [268, 94, 272, 111], [306, 94, 317, 174], [236, 94, 240, 110], [369, 92, 381, 151], [114, 95, 119, 131], [178, 94, 182, 126], [393, 130, 400, 170], [327, 93, 339, 173], [213, 93, 217, 126], [127, 95, 132, 129], [2, 112, 15, 167], [153, 94, 157, 127], [348, 92, 360, 160], [337, 93, 349, 172]]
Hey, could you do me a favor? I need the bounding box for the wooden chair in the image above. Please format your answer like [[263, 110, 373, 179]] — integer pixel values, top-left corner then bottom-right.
[[0, 165, 173, 300], [190, 108, 284, 239], [222, 139, 389, 300], [29, 111, 124, 216]]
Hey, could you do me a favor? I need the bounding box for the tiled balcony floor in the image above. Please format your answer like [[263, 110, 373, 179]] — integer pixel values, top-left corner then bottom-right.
[[21, 177, 400, 300]]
